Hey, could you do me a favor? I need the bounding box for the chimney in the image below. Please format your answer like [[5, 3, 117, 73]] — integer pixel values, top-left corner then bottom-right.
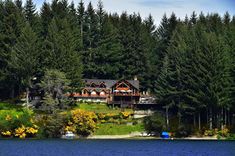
[[134, 76, 138, 81]]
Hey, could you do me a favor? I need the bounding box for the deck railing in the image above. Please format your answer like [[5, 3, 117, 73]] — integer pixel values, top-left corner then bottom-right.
[[112, 93, 140, 96]]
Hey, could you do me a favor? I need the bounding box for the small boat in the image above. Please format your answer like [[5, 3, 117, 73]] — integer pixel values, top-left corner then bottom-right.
[[62, 131, 75, 139], [161, 132, 170, 139]]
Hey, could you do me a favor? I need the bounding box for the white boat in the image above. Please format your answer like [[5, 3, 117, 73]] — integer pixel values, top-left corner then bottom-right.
[[62, 131, 75, 139]]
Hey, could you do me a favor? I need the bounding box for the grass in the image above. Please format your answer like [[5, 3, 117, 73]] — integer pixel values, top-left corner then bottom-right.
[[0, 102, 23, 110], [77, 103, 133, 114], [94, 123, 144, 135]]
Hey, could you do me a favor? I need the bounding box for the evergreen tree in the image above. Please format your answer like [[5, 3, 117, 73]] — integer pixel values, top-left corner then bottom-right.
[[46, 18, 83, 91], [189, 11, 197, 26], [14, 0, 22, 11], [0, 0, 25, 99], [95, 16, 123, 79], [40, 1, 53, 37], [77, 0, 85, 48], [24, 0, 37, 26], [8, 23, 39, 106]]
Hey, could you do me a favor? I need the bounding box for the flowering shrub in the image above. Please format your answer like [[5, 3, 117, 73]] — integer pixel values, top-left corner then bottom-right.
[[218, 127, 230, 137], [204, 127, 230, 137], [14, 125, 38, 138], [97, 113, 105, 120], [0, 109, 38, 138], [120, 112, 132, 119], [65, 109, 98, 136], [1, 131, 11, 136]]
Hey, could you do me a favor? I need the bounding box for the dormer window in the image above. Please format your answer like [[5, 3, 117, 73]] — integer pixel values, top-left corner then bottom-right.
[[100, 82, 106, 88], [91, 82, 96, 88]]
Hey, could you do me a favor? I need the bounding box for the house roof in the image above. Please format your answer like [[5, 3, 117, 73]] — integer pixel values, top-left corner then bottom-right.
[[83, 79, 139, 90]]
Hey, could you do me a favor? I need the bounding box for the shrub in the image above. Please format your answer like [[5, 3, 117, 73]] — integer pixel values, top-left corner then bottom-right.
[[175, 125, 192, 137], [120, 112, 132, 119], [97, 113, 105, 120], [203, 127, 230, 138], [143, 112, 165, 135], [36, 113, 66, 138], [0, 109, 38, 138], [66, 109, 97, 137]]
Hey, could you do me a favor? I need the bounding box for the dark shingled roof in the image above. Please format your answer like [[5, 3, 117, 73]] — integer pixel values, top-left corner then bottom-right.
[[83, 79, 139, 90]]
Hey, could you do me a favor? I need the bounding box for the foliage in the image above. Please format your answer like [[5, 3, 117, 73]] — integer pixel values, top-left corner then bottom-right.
[[0, 0, 234, 135], [204, 127, 230, 138], [36, 113, 66, 138], [65, 109, 97, 137], [119, 111, 132, 119], [39, 69, 70, 113], [143, 113, 165, 135], [0, 102, 23, 110], [0, 109, 38, 138]]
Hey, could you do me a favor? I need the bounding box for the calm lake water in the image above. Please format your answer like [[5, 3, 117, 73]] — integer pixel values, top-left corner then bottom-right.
[[0, 139, 234, 156]]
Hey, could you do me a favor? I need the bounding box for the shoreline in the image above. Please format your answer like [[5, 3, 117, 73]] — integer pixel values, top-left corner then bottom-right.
[[0, 136, 230, 140], [87, 134, 220, 140]]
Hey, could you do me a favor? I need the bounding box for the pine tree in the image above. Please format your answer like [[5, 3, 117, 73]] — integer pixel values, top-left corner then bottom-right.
[[84, 2, 98, 49], [77, 0, 85, 48], [14, 0, 23, 11], [95, 15, 123, 79], [46, 18, 83, 91], [40, 1, 53, 37], [144, 14, 156, 35], [189, 11, 197, 26], [24, 0, 37, 26], [0, 0, 25, 98], [223, 12, 230, 26], [8, 23, 39, 106]]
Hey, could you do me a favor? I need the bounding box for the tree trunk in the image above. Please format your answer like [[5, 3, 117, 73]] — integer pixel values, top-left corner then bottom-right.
[[209, 107, 213, 130], [178, 112, 181, 128], [206, 108, 209, 125], [216, 113, 219, 128], [221, 108, 224, 129], [224, 108, 227, 126], [193, 113, 196, 128], [10, 84, 15, 99], [198, 112, 201, 131], [26, 87, 29, 108], [166, 106, 169, 129]]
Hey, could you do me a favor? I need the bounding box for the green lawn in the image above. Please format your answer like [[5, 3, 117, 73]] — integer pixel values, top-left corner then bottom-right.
[[77, 103, 133, 114], [94, 123, 144, 135], [0, 102, 23, 110]]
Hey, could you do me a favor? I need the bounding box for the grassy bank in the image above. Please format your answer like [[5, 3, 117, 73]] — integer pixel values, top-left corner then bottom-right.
[[77, 103, 133, 114], [94, 123, 144, 135], [0, 102, 23, 110]]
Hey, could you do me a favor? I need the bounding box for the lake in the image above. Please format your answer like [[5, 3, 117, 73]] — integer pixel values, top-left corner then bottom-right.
[[0, 139, 234, 156]]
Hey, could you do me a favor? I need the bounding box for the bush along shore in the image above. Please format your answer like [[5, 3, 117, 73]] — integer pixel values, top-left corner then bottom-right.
[[0, 102, 234, 140]]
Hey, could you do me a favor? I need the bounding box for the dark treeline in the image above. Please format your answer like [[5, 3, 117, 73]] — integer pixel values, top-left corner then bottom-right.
[[0, 0, 235, 130]]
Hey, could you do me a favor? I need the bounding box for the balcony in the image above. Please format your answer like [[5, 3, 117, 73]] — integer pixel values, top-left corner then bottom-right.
[[112, 93, 140, 96]]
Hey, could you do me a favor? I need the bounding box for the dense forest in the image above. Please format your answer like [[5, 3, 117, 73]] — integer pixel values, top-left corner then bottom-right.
[[0, 0, 235, 131]]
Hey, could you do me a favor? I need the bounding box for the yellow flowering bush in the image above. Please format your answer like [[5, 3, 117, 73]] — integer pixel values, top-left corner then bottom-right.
[[204, 127, 229, 137], [0, 109, 39, 138], [218, 127, 230, 137], [120, 111, 132, 119], [5, 115, 12, 121], [14, 125, 39, 138], [97, 113, 105, 120], [66, 109, 98, 136], [1, 131, 11, 137], [15, 125, 26, 138]]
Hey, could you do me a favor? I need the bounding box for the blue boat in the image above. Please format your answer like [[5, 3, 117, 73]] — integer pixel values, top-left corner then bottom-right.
[[161, 132, 170, 139]]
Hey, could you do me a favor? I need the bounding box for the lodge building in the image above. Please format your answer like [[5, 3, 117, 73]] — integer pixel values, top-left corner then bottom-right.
[[71, 78, 140, 107]]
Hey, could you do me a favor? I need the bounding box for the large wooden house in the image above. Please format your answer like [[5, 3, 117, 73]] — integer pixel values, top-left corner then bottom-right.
[[71, 78, 140, 107]]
